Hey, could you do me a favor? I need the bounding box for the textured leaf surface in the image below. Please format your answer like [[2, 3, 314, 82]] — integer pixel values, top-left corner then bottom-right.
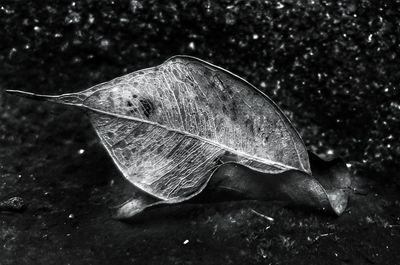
[[88, 57, 310, 200], [7, 56, 351, 218], [16, 56, 310, 200]]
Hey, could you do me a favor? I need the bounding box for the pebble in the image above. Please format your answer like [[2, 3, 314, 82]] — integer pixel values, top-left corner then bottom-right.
[[0, 197, 26, 212]]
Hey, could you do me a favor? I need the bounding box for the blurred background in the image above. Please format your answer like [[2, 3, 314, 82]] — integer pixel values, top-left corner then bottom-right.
[[1, 0, 399, 180], [0, 1, 399, 264]]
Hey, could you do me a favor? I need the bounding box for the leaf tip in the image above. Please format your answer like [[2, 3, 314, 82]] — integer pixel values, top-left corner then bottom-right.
[[5, 89, 53, 101]]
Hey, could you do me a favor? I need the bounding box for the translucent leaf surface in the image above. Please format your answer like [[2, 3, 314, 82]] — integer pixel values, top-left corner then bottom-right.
[[7, 55, 350, 218]]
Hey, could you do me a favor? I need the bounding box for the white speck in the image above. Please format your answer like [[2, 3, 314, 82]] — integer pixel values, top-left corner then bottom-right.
[[183, 239, 189, 245], [33, 26, 41, 32], [260, 81, 267, 88], [225, 12, 236, 25], [327, 149, 334, 155], [78, 149, 85, 155], [120, 17, 129, 23], [390, 102, 400, 110], [188, 41, 195, 50], [18, 174, 22, 178], [68, 214, 75, 219], [88, 14, 95, 24], [100, 39, 110, 50], [65, 12, 81, 24], [346, 163, 352, 168], [334, 253, 338, 257], [250, 209, 274, 222], [130, 0, 143, 13], [8, 47, 17, 59], [368, 34, 373, 43], [252, 34, 259, 40]]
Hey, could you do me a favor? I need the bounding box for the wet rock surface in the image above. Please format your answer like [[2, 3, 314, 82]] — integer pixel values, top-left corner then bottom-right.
[[0, 1, 399, 264]]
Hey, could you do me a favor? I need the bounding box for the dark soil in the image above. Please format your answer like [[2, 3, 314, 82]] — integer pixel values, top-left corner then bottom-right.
[[0, 1, 399, 264]]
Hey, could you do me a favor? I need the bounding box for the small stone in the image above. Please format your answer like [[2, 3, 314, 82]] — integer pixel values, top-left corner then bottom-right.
[[0, 197, 25, 212]]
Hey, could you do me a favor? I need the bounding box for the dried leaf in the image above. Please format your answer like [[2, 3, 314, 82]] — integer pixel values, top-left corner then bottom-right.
[[7, 55, 351, 218]]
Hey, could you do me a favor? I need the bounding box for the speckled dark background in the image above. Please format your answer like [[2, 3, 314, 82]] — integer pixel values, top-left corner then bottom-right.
[[0, 1, 399, 264]]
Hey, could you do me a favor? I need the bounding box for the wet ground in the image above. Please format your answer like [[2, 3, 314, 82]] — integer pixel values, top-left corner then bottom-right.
[[1, 1, 399, 264]]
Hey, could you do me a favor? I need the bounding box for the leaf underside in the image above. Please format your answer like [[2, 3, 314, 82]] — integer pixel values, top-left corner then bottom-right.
[[7, 55, 351, 218]]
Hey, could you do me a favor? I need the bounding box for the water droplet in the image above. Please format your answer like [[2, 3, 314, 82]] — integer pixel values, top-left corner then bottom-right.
[[88, 14, 95, 24], [238, 40, 247, 48], [225, 12, 236, 25], [120, 17, 129, 23], [188, 41, 195, 50], [8, 47, 17, 59], [65, 12, 81, 24], [204, 0, 212, 15], [130, 0, 143, 14], [100, 39, 111, 50]]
